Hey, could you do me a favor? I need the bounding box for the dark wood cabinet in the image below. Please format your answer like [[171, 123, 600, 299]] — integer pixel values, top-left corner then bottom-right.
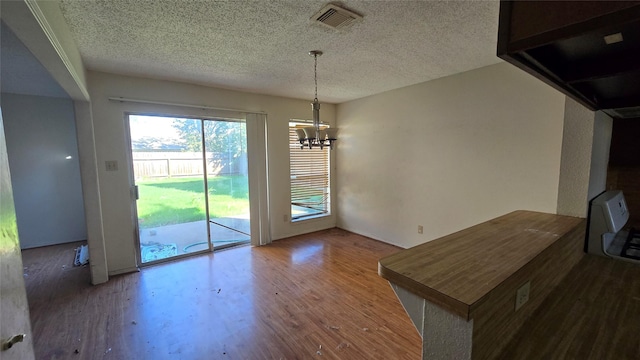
[[609, 118, 640, 166], [498, 1, 640, 118], [607, 118, 640, 228]]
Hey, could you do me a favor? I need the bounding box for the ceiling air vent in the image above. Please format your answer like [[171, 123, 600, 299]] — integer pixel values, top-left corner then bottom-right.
[[311, 4, 362, 30]]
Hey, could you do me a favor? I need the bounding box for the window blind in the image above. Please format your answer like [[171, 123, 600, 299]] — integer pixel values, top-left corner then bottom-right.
[[289, 123, 330, 219]]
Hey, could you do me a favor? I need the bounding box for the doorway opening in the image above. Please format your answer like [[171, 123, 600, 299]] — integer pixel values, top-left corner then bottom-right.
[[127, 114, 250, 264]]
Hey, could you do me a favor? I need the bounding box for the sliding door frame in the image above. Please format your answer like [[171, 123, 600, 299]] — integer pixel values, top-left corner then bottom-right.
[[125, 113, 215, 267], [127, 112, 256, 266], [123, 108, 269, 267]]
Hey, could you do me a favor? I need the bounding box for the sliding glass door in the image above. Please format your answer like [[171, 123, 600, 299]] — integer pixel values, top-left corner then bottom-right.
[[127, 115, 250, 265], [203, 120, 251, 249]]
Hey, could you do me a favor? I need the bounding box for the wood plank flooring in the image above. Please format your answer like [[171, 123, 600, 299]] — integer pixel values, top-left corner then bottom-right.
[[498, 254, 640, 360], [22, 229, 421, 360], [23, 229, 640, 359]]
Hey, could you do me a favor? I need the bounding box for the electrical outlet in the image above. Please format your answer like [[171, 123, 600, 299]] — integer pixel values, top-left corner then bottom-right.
[[418, 225, 423, 234], [515, 281, 530, 311]]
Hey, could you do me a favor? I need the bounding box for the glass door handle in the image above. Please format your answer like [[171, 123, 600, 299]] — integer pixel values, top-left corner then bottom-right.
[[134, 185, 139, 200], [2, 334, 25, 351]]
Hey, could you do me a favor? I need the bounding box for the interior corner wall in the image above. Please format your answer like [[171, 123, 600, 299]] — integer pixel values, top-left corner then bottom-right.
[[87, 71, 336, 275], [1, 92, 87, 249], [587, 111, 613, 201], [335, 62, 566, 249], [556, 98, 597, 218], [74, 100, 109, 285]]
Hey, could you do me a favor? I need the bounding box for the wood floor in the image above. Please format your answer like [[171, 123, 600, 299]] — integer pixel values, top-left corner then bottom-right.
[[498, 254, 640, 359], [23, 229, 640, 359], [22, 229, 421, 360]]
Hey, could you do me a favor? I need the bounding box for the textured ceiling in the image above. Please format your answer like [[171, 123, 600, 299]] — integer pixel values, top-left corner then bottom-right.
[[57, 0, 501, 104]]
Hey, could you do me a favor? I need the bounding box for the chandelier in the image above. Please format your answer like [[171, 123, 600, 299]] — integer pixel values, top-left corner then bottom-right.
[[295, 50, 338, 150]]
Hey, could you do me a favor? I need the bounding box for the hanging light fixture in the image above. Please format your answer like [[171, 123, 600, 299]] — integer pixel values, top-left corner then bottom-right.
[[295, 50, 338, 150]]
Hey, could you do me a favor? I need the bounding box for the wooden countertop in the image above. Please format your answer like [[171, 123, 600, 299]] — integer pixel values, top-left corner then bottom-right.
[[378, 210, 584, 320]]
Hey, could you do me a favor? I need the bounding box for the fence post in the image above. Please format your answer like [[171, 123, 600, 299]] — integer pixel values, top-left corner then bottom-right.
[[167, 158, 171, 178]]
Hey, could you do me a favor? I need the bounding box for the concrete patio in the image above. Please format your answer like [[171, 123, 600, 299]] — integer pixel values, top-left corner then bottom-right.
[[139, 216, 250, 263]]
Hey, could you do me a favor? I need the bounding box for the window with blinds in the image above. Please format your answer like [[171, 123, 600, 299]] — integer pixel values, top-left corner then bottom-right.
[[289, 122, 330, 220]]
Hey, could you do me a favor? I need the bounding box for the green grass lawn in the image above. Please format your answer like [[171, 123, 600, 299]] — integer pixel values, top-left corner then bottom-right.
[[136, 175, 249, 228]]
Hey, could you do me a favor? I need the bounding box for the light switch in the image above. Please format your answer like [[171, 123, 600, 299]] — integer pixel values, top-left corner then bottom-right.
[[105, 160, 118, 171]]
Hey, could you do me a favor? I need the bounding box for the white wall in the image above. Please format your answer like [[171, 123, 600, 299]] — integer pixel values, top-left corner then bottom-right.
[[588, 111, 613, 201], [336, 62, 566, 248], [74, 101, 109, 284], [557, 98, 594, 217], [556, 98, 597, 217], [1, 93, 87, 249], [555, 99, 613, 218], [1, 0, 89, 100], [87, 71, 336, 275]]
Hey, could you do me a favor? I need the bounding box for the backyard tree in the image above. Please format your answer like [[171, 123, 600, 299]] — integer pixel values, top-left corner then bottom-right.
[[172, 118, 247, 174]]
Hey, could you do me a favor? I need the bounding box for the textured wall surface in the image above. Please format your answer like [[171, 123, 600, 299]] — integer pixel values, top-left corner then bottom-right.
[[556, 98, 596, 217], [587, 111, 613, 202], [423, 299, 473, 360]]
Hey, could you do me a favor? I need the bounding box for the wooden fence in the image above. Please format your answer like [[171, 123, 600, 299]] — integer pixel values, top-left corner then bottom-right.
[[132, 151, 247, 179]]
